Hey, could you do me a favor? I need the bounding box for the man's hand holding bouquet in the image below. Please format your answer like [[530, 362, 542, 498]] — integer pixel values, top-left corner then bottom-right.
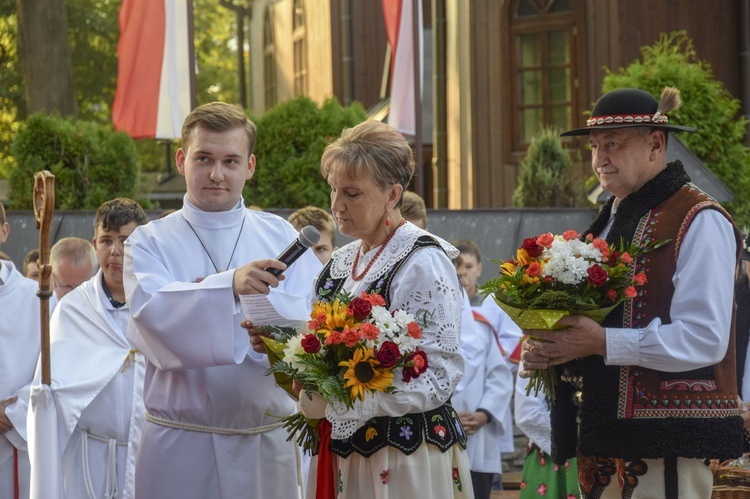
[[259, 291, 428, 454], [480, 230, 666, 399]]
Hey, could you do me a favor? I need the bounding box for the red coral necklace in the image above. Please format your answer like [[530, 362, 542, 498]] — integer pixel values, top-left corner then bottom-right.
[[351, 219, 406, 281]]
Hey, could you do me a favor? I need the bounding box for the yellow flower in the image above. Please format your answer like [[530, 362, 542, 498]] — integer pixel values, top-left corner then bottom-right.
[[500, 261, 516, 276], [516, 248, 532, 267], [313, 299, 360, 337], [339, 347, 394, 401], [365, 427, 378, 441]]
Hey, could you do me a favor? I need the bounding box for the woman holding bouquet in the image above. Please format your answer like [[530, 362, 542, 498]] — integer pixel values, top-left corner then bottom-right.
[[255, 120, 473, 499]]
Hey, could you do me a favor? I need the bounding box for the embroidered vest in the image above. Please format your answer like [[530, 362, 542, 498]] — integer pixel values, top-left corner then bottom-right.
[[550, 162, 744, 463], [315, 236, 468, 458], [734, 273, 750, 451]]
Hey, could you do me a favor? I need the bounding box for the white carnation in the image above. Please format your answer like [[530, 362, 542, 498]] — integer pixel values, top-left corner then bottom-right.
[[371, 306, 398, 339], [282, 334, 307, 372]]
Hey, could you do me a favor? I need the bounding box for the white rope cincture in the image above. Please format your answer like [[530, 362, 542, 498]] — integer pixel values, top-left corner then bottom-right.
[[77, 427, 126, 499], [145, 412, 285, 435]]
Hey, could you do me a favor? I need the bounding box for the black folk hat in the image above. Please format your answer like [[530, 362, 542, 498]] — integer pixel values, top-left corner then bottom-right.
[[561, 87, 697, 137]]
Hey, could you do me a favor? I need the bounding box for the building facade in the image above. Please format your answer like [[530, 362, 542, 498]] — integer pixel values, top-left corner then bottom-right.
[[246, 0, 747, 208]]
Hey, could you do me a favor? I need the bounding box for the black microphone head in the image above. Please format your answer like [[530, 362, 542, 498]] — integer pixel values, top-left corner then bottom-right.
[[299, 226, 321, 248]]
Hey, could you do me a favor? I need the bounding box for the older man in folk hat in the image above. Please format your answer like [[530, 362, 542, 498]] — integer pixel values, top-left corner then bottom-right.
[[521, 87, 744, 498]]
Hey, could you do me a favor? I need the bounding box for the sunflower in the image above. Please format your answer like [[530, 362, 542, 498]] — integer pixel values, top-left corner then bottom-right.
[[339, 347, 394, 401]]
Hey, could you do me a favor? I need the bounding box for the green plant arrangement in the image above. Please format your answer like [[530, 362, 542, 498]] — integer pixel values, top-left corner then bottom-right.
[[600, 31, 750, 227], [513, 126, 579, 207]]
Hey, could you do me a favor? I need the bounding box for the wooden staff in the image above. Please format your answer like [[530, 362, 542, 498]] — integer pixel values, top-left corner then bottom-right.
[[33, 171, 55, 386]]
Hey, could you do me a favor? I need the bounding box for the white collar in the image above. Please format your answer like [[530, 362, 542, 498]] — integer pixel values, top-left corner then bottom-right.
[[181, 194, 246, 230]]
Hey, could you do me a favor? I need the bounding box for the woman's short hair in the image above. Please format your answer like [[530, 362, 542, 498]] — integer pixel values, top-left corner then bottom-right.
[[181, 102, 257, 155], [320, 120, 414, 203]]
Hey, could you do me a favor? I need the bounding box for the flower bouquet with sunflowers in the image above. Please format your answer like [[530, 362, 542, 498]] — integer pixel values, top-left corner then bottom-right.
[[260, 291, 428, 453], [480, 230, 667, 399]]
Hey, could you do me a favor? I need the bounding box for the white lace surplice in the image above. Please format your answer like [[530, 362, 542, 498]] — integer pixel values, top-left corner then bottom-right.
[[323, 223, 465, 440]]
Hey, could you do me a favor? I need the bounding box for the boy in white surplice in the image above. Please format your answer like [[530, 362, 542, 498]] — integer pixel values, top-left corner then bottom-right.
[[27, 198, 148, 499]]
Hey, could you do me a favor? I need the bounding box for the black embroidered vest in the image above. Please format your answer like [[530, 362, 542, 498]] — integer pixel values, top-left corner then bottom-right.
[[550, 161, 744, 463], [315, 236, 468, 458]]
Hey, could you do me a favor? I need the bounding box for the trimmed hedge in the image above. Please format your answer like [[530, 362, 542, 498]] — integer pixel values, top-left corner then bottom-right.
[[9, 112, 143, 209], [245, 96, 366, 209]]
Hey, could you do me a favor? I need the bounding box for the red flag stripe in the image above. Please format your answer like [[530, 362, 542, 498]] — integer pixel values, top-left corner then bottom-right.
[[112, 0, 166, 139]]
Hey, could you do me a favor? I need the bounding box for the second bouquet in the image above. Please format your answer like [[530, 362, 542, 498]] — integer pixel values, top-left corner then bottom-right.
[[480, 230, 667, 400], [261, 291, 428, 453]]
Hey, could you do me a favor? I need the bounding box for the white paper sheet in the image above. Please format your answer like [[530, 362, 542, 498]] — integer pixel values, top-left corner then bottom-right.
[[239, 291, 311, 328]]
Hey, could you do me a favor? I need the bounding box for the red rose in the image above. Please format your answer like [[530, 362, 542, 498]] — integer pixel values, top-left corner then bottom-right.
[[375, 341, 400, 368], [347, 297, 373, 321], [402, 350, 429, 382], [608, 250, 620, 266], [586, 264, 607, 287], [301, 334, 321, 354], [521, 237, 543, 258]]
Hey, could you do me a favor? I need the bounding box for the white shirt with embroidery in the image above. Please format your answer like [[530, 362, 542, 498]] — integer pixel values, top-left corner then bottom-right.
[[323, 222, 466, 440]]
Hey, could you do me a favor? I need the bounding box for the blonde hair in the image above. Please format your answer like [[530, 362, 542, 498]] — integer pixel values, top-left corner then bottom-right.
[[288, 206, 336, 246], [50, 237, 97, 272], [400, 191, 426, 225], [320, 120, 414, 205], [182, 102, 257, 155]]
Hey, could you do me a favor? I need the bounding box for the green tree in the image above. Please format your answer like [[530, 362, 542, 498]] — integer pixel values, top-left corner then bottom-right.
[[9, 112, 144, 209], [601, 31, 750, 226], [245, 96, 366, 208], [0, 0, 240, 181], [513, 127, 578, 207]]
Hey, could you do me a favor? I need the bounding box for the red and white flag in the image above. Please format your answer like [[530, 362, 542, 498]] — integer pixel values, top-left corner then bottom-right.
[[382, 0, 422, 136], [112, 0, 192, 139]]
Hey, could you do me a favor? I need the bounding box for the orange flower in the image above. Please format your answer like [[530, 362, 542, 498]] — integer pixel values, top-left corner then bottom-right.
[[325, 330, 343, 346], [525, 262, 542, 277], [620, 252, 633, 264], [633, 272, 647, 285], [537, 233, 554, 248], [407, 322, 423, 339], [562, 230, 579, 241], [360, 292, 386, 307], [342, 327, 362, 348], [625, 286, 638, 298], [360, 323, 380, 341], [606, 289, 618, 301], [592, 238, 610, 258]]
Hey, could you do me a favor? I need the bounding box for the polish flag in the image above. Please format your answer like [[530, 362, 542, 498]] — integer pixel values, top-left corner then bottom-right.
[[112, 0, 192, 139], [382, 0, 422, 136]]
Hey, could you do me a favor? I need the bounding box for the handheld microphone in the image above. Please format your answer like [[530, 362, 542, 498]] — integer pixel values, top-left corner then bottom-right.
[[265, 225, 321, 277]]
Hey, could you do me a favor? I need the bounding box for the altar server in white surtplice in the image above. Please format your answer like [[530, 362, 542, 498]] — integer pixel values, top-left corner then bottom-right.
[[123, 102, 322, 499], [27, 198, 149, 499], [451, 252, 514, 499], [0, 203, 40, 499]]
